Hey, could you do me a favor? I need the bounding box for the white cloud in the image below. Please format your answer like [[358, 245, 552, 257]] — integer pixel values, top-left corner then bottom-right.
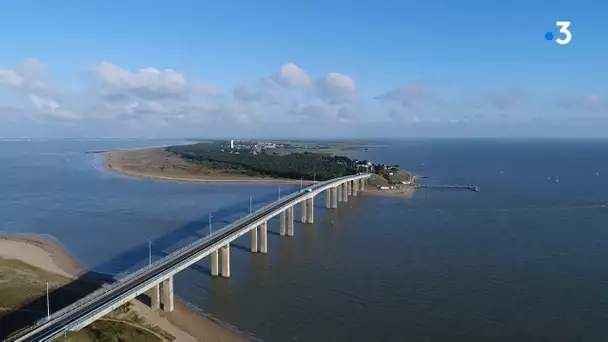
[[482, 88, 529, 111], [295, 104, 335, 119], [292, 103, 355, 123], [2, 58, 605, 138], [315, 72, 356, 104], [0, 59, 50, 89], [389, 107, 421, 123], [233, 86, 261, 102], [91, 61, 203, 100], [0, 69, 24, 87], [0, 59, 229, 127], [274, 63, 310, 88], [14, 58, 49, 79], [556, 93, 604, 110], [232, 64, 310, 106], [85, 62, 228, 125], [0, 58, 75, 121], [376, 84, 435, 123], [29, 94, 81, 121], [375, 84, 432, 106]]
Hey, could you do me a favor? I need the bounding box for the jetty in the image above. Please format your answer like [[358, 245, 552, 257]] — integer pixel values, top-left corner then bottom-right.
[[416, 184, 479, 192]]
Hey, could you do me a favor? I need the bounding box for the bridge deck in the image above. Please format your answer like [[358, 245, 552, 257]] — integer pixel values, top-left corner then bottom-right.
[[12, 173, 370, 341]]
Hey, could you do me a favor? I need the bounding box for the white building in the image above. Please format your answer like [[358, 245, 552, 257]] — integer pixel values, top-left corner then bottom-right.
[[230, 140, 234, 149]]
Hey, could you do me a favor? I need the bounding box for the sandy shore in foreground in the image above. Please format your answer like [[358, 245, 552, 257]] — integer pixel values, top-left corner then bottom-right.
[[0, 233, 250, 342], [0, 234, 85, 279], [103, 148, 313, 185]]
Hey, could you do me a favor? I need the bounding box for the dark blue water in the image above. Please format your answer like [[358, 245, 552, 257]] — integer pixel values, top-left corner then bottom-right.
[[2, 138, 608, 341], [0, 139, 300, 275]]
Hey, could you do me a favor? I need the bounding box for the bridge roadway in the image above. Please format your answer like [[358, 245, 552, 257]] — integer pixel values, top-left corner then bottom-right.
[[13, 173, 370, 341]]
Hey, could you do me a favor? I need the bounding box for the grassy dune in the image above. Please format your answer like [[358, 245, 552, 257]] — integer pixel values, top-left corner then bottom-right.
[[0, 258, 168, 341]]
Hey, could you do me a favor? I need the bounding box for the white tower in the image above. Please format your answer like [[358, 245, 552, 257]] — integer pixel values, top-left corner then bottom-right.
[[230, 140, 234, 149]]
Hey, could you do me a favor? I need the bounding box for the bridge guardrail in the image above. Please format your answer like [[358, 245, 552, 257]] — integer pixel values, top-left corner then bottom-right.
[[31, 174, 368, 329], [33, 179, 323, 325]]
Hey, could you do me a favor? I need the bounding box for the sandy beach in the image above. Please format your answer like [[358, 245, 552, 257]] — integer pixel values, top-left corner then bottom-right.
[[102, 147, 417, 200], [0, 234, 85, 279], [103, 148, 313, 185], [0, 233, 251, 342], [362, 187, 416, 198]]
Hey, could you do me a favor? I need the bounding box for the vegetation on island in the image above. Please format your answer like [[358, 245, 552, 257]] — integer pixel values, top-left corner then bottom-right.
[[167, 143, 359, 181]]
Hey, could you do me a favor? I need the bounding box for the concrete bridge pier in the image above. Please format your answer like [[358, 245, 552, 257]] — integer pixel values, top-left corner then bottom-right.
[[161, 276, 174, 312], [348, 181, 353, 196], [343, 182, 349, 203], [260, 221, 268, 254], [280, 211, 286, 236], [325, 189, 331, 209], [337, 184, 343, 202], [147, 284, 160, 310], [331, 186, 338, 208], [301, 199, 308, 223], [210, 249, 219, 276], [353, 180, 358, 196], [288, 206, 295, 236], [250, 226, 258, 253], [307, 197, 314, 224], [221, 244, 231, 278]]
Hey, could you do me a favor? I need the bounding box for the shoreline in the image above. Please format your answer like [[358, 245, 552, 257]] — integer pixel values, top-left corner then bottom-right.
[[0, 233, 86, 279], [0, 233, 251, 341], [100, 148, 415, 198], [101, 148, 315, 185], [362, 187, 416, 198]]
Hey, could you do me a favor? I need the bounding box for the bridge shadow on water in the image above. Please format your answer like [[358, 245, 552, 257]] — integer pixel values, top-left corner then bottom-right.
[[0, 187, 353, 339], [0, 190, 289, 339]]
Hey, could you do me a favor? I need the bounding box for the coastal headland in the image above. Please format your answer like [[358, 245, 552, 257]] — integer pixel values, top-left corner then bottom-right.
[[103, 148, 312, 185], [0, 233, 251, 341], [99, 140, 418, 197]]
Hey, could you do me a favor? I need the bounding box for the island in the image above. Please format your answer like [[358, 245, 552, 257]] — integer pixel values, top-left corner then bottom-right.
[[1, 141, 419, 340], [101, 140, 418, 197]]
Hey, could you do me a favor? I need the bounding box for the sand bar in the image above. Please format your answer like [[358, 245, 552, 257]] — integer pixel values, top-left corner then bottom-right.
[[102, 148, 415, 198], [103, 148, 314, 185], [363, 187, 416, 198], [0, 233, 84, 279]]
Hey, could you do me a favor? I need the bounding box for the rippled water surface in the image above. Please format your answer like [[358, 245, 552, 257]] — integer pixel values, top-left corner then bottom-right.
[[2, 138, 608, 341]]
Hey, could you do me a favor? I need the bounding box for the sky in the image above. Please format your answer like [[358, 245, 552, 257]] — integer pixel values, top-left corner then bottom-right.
[[0, 0, 605, 139]]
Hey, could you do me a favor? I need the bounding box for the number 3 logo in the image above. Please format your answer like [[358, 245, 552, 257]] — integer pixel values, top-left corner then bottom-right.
[[556, 21, 572, 45]]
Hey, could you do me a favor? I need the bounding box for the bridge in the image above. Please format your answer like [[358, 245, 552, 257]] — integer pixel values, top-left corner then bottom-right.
[[12, 173, 371, 341]]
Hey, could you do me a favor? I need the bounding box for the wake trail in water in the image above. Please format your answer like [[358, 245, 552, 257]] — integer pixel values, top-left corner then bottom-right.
[[89, 154, 107, 174]]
